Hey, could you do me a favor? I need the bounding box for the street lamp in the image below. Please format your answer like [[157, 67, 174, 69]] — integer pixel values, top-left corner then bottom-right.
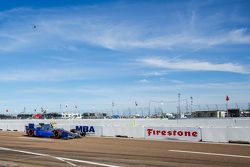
[[148, 100, 151, 117], [190, 96, 193, 112], [112, 102, 114, 117], [178, 93, 181, 119]]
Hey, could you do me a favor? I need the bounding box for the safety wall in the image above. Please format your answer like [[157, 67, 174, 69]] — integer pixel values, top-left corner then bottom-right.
[[0, 118, 250, 143], [201, 127, 250, 143]]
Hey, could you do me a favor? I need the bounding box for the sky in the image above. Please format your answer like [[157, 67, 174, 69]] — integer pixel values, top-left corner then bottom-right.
[[0, 0, 250, 114]]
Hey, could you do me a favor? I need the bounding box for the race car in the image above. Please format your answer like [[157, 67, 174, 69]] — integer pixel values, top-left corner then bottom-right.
[[25, 123, 84, 139]]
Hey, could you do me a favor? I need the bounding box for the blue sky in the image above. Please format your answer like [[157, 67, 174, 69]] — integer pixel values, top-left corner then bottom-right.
[[0, 0, 250, 113]]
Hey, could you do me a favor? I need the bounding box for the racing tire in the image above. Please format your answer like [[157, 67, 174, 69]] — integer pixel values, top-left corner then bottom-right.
[[80, 132, 86, 137], [53, 130, 61, 139], [28, 130, 34, 137]]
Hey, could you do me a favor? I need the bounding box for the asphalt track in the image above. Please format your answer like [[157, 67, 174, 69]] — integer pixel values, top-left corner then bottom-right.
[[0, 131, 250, 167]]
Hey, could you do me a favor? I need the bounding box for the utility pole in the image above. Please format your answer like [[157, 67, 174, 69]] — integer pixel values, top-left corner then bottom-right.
[[135, 101, 138, 116], [190, 96, 193, 112], [178, 93, 181, 119], [112, 102, 114, 117], [148, 100, 151, 117], [226, 95, 229, 117]]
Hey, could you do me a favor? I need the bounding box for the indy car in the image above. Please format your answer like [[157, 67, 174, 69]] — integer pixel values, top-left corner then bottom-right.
[[25, 123, 86, 139]]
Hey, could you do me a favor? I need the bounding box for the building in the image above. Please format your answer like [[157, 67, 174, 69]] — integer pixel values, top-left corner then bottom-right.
[[82, 112, 107, 119], [61, 112, 82, 119], [191, 110, 226, 118], [227, 109, 240, 117]]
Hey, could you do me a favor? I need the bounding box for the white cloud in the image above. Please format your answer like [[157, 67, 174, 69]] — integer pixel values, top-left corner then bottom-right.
[[140, 57, 249, 74], [0, 6, 249, 52], [137, 79, 150, 84], [0, 68, 93, 81], [168, 79, 184, 84], [141, 71, 168, 77]]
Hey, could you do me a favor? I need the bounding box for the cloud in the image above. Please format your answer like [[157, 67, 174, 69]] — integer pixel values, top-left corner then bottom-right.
[[137, 79, 150, 84], [0, 6, 249, 52], [141, 71, 168, 77], [139, 57, 249, 74], [0, 68, 93, 81]]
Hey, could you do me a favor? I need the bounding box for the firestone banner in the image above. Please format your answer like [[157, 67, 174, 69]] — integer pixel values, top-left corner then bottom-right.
[[144, 127, 201, 141]]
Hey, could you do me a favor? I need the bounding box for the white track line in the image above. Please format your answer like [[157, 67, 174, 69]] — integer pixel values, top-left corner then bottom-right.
[[169, 150, 250, 159], [89, 136, 250, 147], [0, 147, 120, 167], [18, 137, 53, 141], [55, 157, 77, 167]]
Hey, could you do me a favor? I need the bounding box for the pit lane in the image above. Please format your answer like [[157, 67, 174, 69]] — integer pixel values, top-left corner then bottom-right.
[[0, 131, 250, 167]]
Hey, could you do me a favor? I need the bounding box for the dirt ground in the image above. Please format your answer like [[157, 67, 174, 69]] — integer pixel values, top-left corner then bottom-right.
[[0, 131, 250, 167]]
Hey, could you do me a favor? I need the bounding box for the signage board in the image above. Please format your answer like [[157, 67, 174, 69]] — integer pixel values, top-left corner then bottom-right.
[[144, 127, 201, 141], [70, 125, 103, 136]]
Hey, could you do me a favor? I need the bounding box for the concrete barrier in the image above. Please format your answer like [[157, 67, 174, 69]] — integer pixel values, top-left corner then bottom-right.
[[201, 128, 228, 143], [227, 127, 250, 143], [1, 118, 250, 143]]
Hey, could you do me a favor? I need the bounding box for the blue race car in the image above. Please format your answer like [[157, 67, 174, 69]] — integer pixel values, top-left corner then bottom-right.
[[25, 123, 83, 139]]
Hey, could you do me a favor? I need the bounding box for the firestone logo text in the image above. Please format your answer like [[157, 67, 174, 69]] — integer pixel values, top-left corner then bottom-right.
[[147, 128, 198, 137]]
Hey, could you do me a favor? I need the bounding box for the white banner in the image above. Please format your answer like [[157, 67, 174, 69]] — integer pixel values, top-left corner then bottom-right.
[[144, 127, 201, 141], [70, 125, 103, 136]]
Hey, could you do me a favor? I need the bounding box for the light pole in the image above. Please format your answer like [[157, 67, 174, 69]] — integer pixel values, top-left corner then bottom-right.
[[206, 105, 210, 111], [226, 95, 229, 117], [215, 104, 218, 111], [112, 102, 114, 117], [161, 101, 164, 115], [190, 96, 193, 112], [178, 93, 181, 119], [135, 101, 138, 117], [148, 100, 151, 117]]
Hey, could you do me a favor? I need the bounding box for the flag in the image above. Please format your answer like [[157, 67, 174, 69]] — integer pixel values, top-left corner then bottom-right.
[[226, 96, 229, 101]]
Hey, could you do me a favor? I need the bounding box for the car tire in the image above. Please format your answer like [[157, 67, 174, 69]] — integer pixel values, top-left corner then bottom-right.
[[28, 130, 34, 136], [54, 130, 61, 139]]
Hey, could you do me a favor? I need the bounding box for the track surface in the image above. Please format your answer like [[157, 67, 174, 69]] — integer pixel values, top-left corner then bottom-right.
[[0, 131, 250, 167]]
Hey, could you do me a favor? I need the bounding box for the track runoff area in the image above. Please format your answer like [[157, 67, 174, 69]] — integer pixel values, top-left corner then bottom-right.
[[0, 132, 250, 167]]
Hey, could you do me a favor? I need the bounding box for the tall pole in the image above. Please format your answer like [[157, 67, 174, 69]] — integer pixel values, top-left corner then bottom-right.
[[148, 100, 151, 117], [226, 95, 229, 117], [135, 101, 138, 116], [112, 102, 114, 117], [178, 93, 181, 119], [185, 99, 188, 113], [206, 105, 210, 111], [215, 104, 218, 111], [190, 97, 193, 111]]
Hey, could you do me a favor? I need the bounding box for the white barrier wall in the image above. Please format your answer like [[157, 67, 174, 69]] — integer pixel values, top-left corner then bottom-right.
[[201, 127, 250, 143], [1, 118, 250, 143], [227, 128, 250, 142], [201, 128, 229, 143]]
